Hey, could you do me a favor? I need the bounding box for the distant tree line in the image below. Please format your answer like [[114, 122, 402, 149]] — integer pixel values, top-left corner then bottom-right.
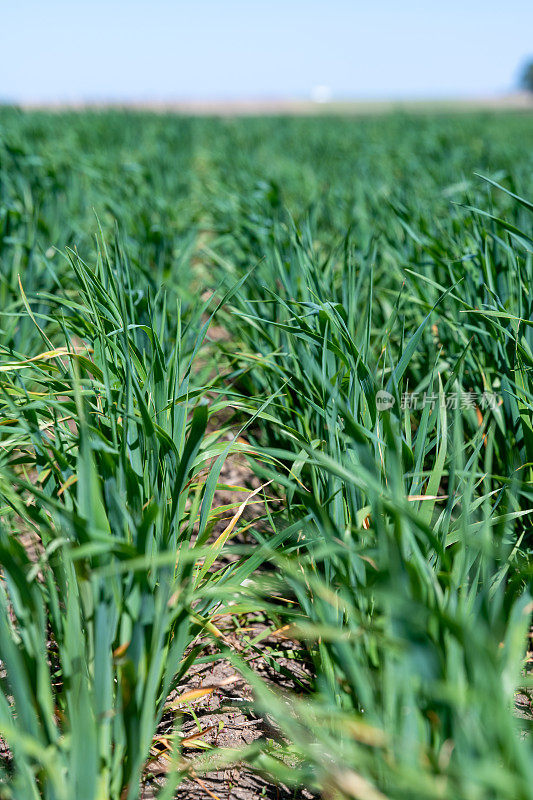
[[520, 59, 533, 92]]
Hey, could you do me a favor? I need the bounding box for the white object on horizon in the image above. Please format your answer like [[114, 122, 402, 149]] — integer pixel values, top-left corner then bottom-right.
[[310, 85, 332, 103]]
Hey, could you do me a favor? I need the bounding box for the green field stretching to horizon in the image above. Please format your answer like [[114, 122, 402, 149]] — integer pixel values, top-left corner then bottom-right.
[[0, 107, 532, 800]]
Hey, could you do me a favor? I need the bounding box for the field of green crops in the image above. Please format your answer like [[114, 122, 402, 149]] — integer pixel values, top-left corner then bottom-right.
[[0, 107, 532, 800]]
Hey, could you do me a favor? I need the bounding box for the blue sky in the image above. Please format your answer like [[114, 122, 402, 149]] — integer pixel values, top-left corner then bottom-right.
[[1, 0, 532, 102]]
